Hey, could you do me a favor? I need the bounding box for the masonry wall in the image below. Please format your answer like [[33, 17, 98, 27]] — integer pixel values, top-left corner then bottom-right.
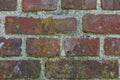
[[0, 0, 120, 80]]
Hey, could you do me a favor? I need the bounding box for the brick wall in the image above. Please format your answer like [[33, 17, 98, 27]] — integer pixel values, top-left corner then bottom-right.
[[0, 0, 120, 80]]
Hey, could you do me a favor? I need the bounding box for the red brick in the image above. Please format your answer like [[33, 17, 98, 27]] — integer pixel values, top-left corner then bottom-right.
[[0, 37, 22, 56], [46, 60, 118, 79], [26, 38, 60, 57], [62, 0, 97, 10], [83, 14, 120, 34], [0, 60, 40, 79], [104, 37, 120, 56], [5, 17, 77, 35], [22, 0, 58, 11], [64, 37, 100, 56], [101, 0, 120, 10], [0, 0, 17, 11]]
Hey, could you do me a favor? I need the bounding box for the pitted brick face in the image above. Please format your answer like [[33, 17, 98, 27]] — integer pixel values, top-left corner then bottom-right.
[[104, 38, 120, 56], [83, 14, 120, 34], [0, 0, 17, 11], [0, 37, 22, 56], [22, 0, 58, 11], [5, 17, 77, 35], [101, 0, 120, 10], [64, 37, 100, 56], [62, 0, 97, 10], [0, 60, 40, 78], [26, 38, 60, 57], [46, 60, 118, 78]]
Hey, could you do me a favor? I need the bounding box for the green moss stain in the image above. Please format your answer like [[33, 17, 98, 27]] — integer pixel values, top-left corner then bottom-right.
[[8, 18, 14, 23], [42, 17, 59, 34], [16, 24, 20, 29]]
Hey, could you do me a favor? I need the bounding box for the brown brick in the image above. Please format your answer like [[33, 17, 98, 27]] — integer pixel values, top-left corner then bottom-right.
[[62, 0, 97, 10], [5, 17, 77, 35], [26, 38, 60, 57], [104, 37, 120, 56], [64, 37, 100, 56], [83, 14, 120, 34], [0, 0, 17, 11], [0, 37, 22, 56], [0, 60, 40, 79], [22, 0, 58, 11], [46, 60, 118, 79], [101, 0, 120, 10]]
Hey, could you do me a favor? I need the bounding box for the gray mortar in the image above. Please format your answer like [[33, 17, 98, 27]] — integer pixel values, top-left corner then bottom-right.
[[0, 0, 120, 80]]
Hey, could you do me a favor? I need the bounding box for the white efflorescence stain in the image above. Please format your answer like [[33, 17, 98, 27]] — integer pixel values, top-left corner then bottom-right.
[[0, 42, 4, 48]]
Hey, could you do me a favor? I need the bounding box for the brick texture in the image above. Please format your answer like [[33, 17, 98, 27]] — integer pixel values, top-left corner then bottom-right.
[[62, 0, 97, 10], [46, 60, 118, 79], [5, 17, 77, 35], [64, 37, 100, 56], [101, 0, 120, 10], [0, 37, 22, 56], [0, 0, 120, 79], [26, 38, 60, 57], [83, 14, 120, 34], [0, 0, 17, 11], [0, 60, 40, 79], [104, 38, 120, 56], [22, 0, 58, 11]]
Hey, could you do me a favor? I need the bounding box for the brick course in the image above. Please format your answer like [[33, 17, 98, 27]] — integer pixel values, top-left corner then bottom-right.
[[0, 0, 120, 79]]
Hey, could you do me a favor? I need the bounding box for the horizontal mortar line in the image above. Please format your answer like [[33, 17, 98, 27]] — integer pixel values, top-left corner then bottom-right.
[[0, 34, 63, 38], [0, 10, 120, 16], [0, 56, 118, 61]]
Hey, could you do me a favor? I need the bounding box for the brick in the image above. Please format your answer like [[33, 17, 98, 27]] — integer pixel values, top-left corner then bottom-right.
[[22, 0, 58, 11], [64, 37, 100, 56], [0, 0, 17, 11], [0, 37, 22, 56], [101, 0, 120, 10], [26, 38, 60, 57], [5, 17, 77, 35], [62, 0, 97, 10], [46, 60, 118, 79], [83, 14, 120, 34], [104, 37, 120, 56], [0, 60, 40, 79]]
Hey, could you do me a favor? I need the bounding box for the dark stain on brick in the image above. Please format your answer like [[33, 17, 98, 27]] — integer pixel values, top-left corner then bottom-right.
[[46, 60, 118, 79]]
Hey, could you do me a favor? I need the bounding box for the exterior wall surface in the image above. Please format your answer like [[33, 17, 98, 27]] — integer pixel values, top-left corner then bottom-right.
[[0, 0, 120, 80]]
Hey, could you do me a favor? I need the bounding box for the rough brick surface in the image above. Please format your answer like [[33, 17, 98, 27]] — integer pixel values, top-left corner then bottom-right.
[[0, 0, 17, 11], [0, 60, 40, 79], [62, 0, 97, 10], [64, 37, 100, 56], [104, 38, 120, 56], [83, 14, 120, 34], [5, 17, 77, 35], [0, 37, 22, 56], [46, 60, 118, 79], [101, 0, 120, 10], [26, 38, 60, 57], [22, 0, 58, 11]]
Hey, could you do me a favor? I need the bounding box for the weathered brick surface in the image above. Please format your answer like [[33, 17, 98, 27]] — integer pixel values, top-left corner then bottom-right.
[[0, 0, 17, 11], [22, 0, 58, 11], [104, 38, 120, 56], [0, 0, 120, 80], [62, 0, 97, 10], [101, 0, 120, 10], [5, 17, 77, 35], [83, 14, 120, 34], [26, 38, 60, 57], [46, 60, 118, 79], [0, 37, 22, 56], [64, 37, 100, 56], [0, 60, 40, 79]]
